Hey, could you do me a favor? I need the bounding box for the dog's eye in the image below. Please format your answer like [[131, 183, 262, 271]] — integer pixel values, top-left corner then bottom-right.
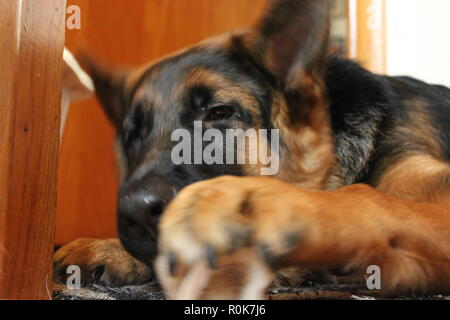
[[205, 105, 235, 122]]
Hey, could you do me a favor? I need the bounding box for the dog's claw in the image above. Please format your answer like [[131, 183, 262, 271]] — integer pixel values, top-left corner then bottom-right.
[[92, 265, 106, 283], [230, 227, 252, 251], [168, 252, 177, 277], [205, 245, 218, 269], [257, 244, 279, 270], [329, 266, 358, 277], [283, 231, 302, 250]]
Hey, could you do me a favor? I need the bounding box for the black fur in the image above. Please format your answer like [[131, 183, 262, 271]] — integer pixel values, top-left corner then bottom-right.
[[325, 56, 450, 185]]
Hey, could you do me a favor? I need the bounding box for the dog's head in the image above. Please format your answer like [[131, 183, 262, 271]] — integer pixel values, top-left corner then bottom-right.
[[84, 0, 335, 265]]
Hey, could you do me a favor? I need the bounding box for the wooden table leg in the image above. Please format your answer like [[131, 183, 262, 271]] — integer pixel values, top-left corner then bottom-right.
[[0, 0, 67, 299]]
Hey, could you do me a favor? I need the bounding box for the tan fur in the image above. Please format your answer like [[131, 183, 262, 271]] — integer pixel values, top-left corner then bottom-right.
[[377, 154, 450, 204], [370, 98, 445, 185], [400, 99, 443, 159], [271, 81, 338, 190], [54, 238, 151, 286], [157, 176, 450, 298]]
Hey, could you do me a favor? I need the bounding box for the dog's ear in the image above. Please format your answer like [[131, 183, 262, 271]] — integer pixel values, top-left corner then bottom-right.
[[79, 55, 130, 129], [250, 0, 331, 89]]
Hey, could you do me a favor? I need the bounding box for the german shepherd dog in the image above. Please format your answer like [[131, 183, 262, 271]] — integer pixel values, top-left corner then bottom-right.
[[54, 0, 450, 299]]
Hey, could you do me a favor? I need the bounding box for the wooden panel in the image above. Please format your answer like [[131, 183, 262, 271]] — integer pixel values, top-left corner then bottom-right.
[[57, 0, 267, 245], [0, 0, 66, 299], [347, 0, 386, 73]]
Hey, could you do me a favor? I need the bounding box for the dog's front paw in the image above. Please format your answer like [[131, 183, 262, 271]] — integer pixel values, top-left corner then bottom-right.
[[156, 176, 324, 299], [54, 238, 152, 287], [160, 176, 308, 264]]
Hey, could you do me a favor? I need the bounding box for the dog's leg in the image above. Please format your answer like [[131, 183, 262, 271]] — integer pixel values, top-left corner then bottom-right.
[[54, 238, 152, 286], [376, 154, 450, 205], [156, 175, 450, 299]]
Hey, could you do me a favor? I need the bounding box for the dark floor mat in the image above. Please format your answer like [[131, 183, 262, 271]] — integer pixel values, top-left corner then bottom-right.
[[54, 282, 165, 300], [53, 282, 449, 300]]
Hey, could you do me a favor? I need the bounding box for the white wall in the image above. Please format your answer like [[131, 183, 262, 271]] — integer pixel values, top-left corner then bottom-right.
[[385, 0, 450, 86]]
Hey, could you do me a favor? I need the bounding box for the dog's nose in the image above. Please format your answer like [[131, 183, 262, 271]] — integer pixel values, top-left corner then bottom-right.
[[118, 175, 176, 264]]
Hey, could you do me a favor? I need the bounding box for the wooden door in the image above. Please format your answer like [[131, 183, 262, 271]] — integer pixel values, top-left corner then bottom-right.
[[0, 0, 66, 299], [57, 0, 267, 245], [348, 0, 386, 73]]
